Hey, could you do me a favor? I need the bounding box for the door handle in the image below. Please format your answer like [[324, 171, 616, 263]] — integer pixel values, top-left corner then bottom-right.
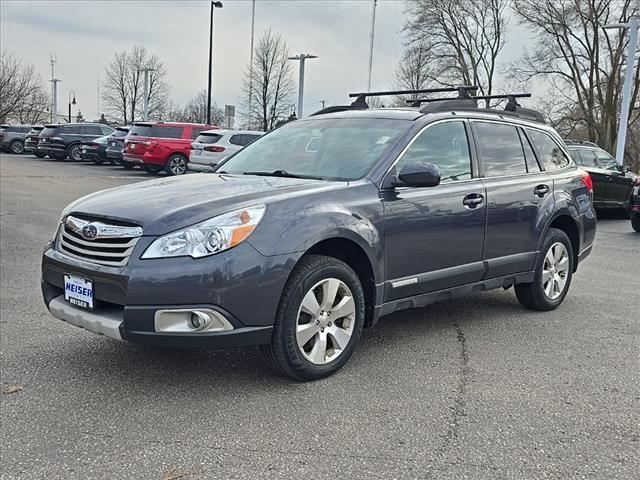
[[534, 184, 550, 197], [462, 193, 484, 208]]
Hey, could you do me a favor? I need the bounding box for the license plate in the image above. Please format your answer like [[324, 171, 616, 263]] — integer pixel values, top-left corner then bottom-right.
[[64, 275, 94, 309]]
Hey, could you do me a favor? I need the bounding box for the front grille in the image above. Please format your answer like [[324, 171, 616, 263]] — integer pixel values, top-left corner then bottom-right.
[[57, 216, 143, 267]]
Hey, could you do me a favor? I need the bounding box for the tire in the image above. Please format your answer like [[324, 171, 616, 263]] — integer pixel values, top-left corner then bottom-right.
[[10, 140, 25, 154], [632, 214, 640, 233], [52, 151, 67, 161], [120, 160, 135, 170], [34, 152, 46, 158], [143, 164, 162, 175], [165, 154, 188, 176], [92, 158, 104, 165], [68, 144, 82, 162], [515, 228, 574, 311], [261, 254, 365, 381]]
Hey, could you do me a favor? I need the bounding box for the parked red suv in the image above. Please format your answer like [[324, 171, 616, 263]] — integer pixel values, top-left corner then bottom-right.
[[122, 122, 217, 175]]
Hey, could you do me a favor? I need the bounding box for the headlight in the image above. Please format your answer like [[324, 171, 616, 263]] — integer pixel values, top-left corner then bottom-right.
[[141, 206, 266, 259]]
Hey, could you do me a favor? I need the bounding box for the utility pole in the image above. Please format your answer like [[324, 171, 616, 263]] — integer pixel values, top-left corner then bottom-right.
[[139, 67, 154, 121], [207, 1, 223, 125], [367, 0, 378, 92], [288, 54, 318, 118], [248, 0, 256, 126], [604, 17, 639, 166]]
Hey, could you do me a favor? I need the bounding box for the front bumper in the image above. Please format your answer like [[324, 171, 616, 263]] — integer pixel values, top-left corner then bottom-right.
[[41, 240, 298, 348]]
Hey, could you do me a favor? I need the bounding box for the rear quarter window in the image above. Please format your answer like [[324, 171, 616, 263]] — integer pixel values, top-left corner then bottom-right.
[[527, 130, 571, 171], [195, 133, 223, 144]]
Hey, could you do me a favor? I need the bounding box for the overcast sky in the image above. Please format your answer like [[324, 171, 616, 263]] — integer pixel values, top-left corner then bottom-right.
[[1, 0, 535, 121]]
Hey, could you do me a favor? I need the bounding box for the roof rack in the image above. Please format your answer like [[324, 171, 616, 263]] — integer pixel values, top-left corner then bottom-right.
[[348, 86, 478, 108], [564, 140, 599, 148]]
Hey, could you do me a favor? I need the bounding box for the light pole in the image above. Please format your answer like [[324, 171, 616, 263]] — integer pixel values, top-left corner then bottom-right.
[[604, 16, 639, 166], [50, 78, 61, 123], [139, 67, 154, 121], [207, 1, 223, 125], [367, 0, 378, 92], [288, 54, 318, 118], [68, 90, 76, 123]]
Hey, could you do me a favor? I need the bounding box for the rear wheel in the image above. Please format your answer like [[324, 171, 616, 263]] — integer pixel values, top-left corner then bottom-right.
[[165, 154, 188, 176], [10, 140, 24, 154], [68, 144, 82, 162], [52, 151, 67, 161], [261, 255, 365, 381], [34, 152, 46, 158], [515, 228, 573, 311]]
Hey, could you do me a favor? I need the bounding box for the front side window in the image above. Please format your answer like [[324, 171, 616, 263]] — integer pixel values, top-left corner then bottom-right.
[[475, 122, 527, 177], [527, 130, 571, 171], [594, 150, 619, 171], [218, 118, 411, 181], [395, 121, 472, 183]]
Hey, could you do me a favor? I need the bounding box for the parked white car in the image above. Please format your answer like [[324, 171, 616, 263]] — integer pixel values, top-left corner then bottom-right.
[[188, 129, 264, 172]]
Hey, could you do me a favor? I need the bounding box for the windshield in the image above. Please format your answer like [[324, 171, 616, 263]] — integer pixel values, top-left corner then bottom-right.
[[217, 118, 410, 181]]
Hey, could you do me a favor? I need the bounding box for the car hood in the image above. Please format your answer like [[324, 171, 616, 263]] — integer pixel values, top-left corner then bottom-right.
[[65, 173, 342, 235]]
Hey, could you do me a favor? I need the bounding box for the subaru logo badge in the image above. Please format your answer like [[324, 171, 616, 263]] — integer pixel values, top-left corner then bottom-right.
[[82, 224, 98, 240]]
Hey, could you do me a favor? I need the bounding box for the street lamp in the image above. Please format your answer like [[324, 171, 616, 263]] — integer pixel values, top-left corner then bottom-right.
[[603, 16, 639, 166], [68, 90, 76, 124], [288, 54, 318, 118], [207, 1, 223, 125]]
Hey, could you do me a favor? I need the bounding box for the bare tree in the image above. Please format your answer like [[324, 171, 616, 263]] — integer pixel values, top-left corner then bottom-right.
[[176, 90, 224, 124], [101, 46, 170, 124], [241, 30, 295, 131], [403, 0, 508, 98], [0, 51, 49, 123], [393, 40, 437, 105], [512, 0, 640, 163]]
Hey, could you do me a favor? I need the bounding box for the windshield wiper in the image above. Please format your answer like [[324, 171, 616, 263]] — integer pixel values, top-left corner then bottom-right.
[[242, 170, 325, 180]]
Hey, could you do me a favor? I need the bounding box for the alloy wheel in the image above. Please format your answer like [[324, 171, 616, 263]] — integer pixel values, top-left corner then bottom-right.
[[70, 145, 81, 161], [11, 141, 24, 154], [169, 156, 187, 175], [296, 278, 356, 365], [542, 242, 569, 300]]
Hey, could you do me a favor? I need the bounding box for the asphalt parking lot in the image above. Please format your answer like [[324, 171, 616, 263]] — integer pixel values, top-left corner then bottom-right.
[[0, 152, 638, 479]]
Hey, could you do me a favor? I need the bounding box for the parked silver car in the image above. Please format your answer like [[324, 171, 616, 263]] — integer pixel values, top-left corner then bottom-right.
[[188, 129, 264, 172]]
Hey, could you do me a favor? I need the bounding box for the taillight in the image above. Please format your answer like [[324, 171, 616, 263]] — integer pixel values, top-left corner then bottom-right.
[[204, 145, 225, 153], [581, 171, 593, 194], [634, 176, 640, 187]]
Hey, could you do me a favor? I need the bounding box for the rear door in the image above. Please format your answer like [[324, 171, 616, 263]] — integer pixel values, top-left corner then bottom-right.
[[382, 120, 486, 300], [473, 120, 553, 278]]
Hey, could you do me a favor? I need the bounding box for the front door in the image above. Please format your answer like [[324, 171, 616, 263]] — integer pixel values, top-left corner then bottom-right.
[[382, 120, 486, 301]]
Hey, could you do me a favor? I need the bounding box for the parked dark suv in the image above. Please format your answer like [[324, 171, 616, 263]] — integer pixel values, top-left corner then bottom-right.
[[38, 123, 115, 161], [565, 141, 637, 213], [0, 124, 36, 154], [41, 87, 596, 381]]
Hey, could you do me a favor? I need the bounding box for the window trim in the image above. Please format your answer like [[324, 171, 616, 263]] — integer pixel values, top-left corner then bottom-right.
[[381, 118, 478, 188], [521, 126, 575, 173]]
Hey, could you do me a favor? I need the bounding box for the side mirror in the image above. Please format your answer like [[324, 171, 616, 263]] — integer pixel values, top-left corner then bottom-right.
[[622, 165, 630, 174], [396, 162, 441, 187]]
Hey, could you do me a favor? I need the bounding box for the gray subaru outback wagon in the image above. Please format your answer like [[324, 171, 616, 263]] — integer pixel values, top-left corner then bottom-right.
[[42, 87, 596, 381]]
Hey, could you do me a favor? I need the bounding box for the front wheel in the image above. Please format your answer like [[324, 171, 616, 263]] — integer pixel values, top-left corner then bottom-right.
[[261, 255, 365, 381], [10, 140, 25, 154], [515, 228, 573, 311], [631, 214, 640, 233], [165, 154, 188, 176]]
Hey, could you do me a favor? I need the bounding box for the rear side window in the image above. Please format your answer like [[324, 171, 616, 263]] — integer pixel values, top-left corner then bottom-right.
[[81, 125, 102, 135], [149, 125, 183, 139], [527, 130, 571, 171], [195, 133, 223, 144], [576, 149, 598, 167], [62, 125, 81, 134], [396, 121, 472, 183], [100, 125, 114, 135], [41, 127, 59, 136], [474, 122, 527, 177], [229, 134, 248, 146]]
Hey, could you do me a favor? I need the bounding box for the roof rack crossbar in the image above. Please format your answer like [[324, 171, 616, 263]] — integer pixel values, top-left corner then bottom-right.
[[349, 85, 478, 99], [408, 93, 532, 106]]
